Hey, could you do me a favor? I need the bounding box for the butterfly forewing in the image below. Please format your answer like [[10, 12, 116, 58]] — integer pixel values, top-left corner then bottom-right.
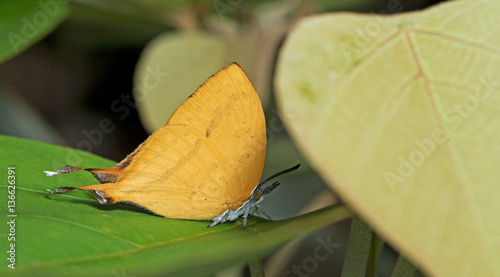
[[93, 63, 266, 220]]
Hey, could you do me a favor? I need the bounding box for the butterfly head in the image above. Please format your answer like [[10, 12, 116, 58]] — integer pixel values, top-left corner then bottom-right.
[[252, 181, 280, 203]]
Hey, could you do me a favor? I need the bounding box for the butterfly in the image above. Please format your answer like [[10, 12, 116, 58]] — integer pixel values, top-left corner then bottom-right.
[[45, 63, 299, 228]]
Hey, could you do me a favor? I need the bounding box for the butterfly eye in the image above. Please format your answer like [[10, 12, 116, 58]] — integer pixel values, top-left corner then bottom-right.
[[253, 189, 261, 201]]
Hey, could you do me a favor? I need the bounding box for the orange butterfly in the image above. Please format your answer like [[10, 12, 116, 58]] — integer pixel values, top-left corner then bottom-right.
[[45, 63, 299, 228]]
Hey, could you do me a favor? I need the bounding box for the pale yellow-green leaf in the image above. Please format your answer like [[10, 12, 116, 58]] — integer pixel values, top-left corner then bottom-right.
[[133, 32, 226, 133], [275, 0, 500, 276]]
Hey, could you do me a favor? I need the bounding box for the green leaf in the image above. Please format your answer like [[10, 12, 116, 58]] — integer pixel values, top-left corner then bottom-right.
[[275, 0, 500, 276], [0, 0, 69, 63], [0, 135, 350, 276]]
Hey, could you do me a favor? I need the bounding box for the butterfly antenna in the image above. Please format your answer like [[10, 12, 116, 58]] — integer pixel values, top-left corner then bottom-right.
[[258, 164, 300, 188], [261, 181, 280, 196]]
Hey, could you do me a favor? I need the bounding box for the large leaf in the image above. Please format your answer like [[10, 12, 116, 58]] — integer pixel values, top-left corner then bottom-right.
[[275, 0, 500, 276], [0, 135, 349, 276], [0, 0, 69, 63]]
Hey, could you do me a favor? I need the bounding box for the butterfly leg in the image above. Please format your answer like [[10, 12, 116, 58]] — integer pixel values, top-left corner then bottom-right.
[[255, 205, 272, 220], [242, 205, 252, 229], [207, 210, 229, 227]]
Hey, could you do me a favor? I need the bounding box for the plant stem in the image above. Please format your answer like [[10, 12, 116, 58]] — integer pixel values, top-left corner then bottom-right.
[[390, 255, 417, 277], [368, 232, 384, 277], [249, 258, 265, 277], [341, 214, 373, 277]]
